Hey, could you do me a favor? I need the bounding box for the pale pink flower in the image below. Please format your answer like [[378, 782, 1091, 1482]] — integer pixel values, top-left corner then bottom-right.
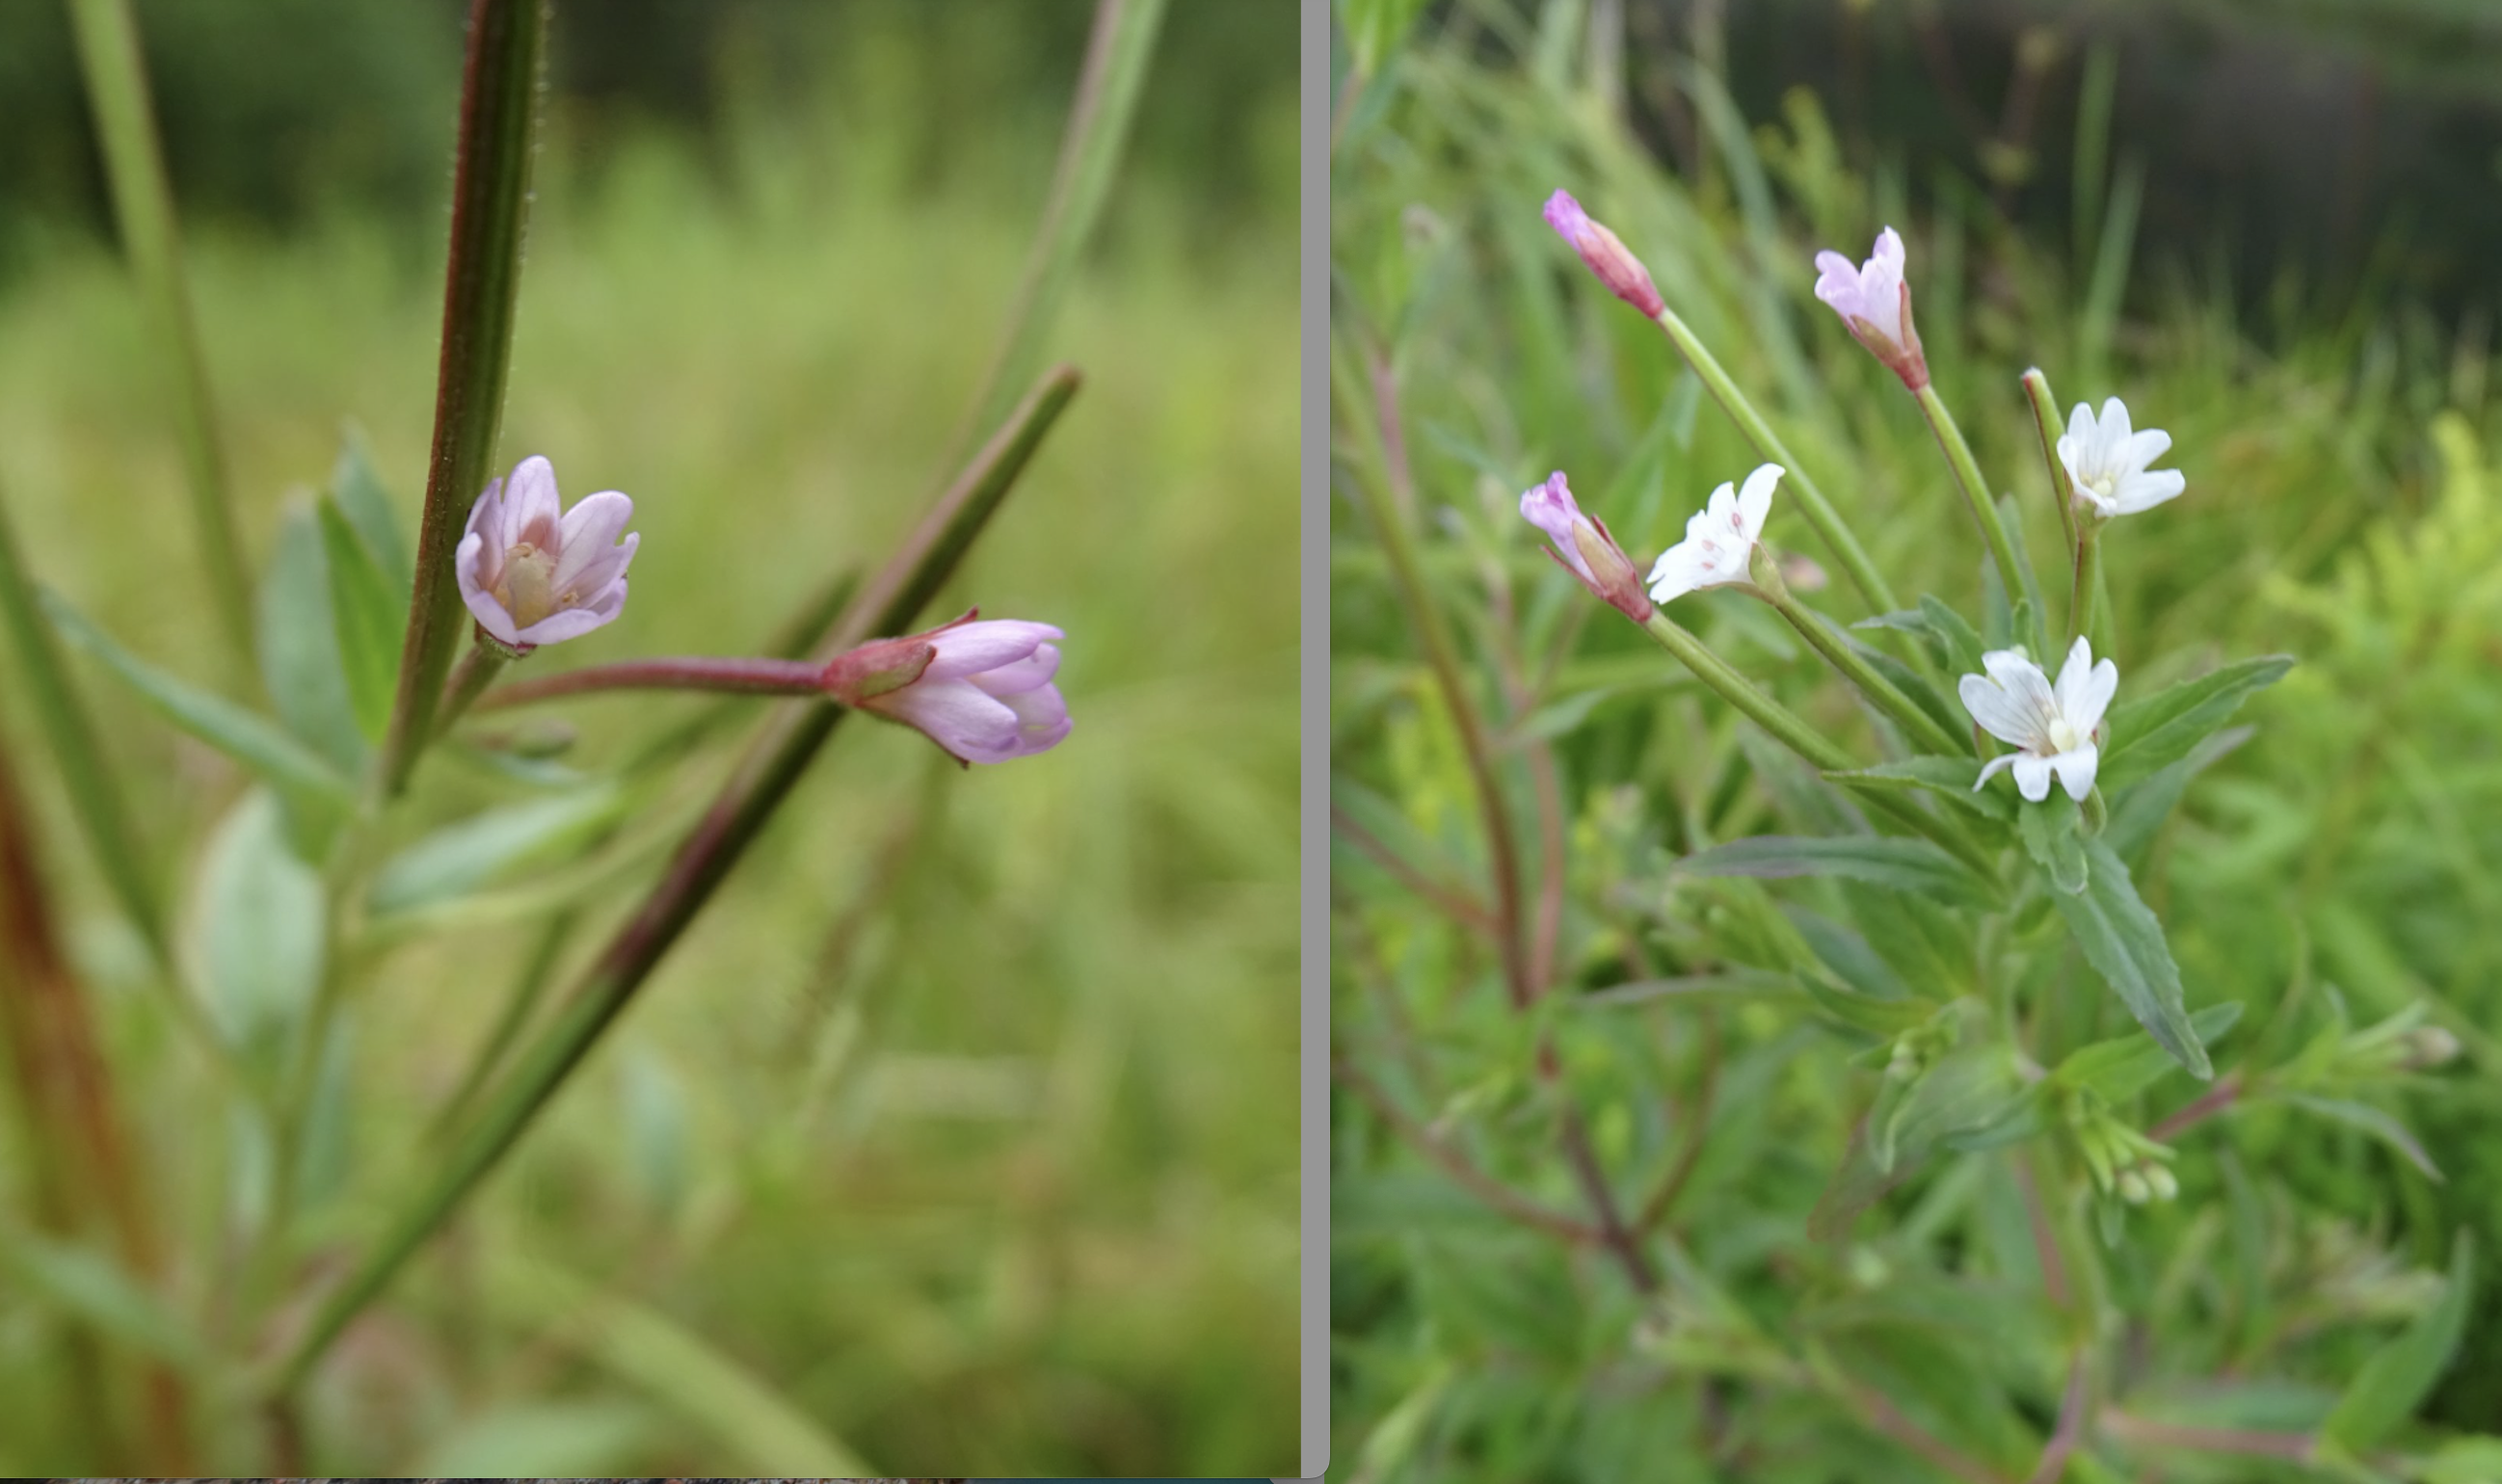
[[1646, 464, 1783, 604], [1519, 472, 1650, 623], [1813, 227, 1929, 389], [1960, 637, 2117, 803], [456, 456, 638, 651], [1543, 190, 1665, 318], [825, 614, 1072, 766]]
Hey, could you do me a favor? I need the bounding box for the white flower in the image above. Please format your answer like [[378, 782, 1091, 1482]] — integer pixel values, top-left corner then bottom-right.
[[1959, 637, 2118, 803], [2058, 398, 2185, 517], [1646, 464, 1782, 604], [456, 456, 639, 650], [1812, 227, 1928, 387]]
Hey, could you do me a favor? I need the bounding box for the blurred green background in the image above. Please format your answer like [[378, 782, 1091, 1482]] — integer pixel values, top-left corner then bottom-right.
[[0, 0, 1297, 1475], [1333, 0, 2502, 1478]]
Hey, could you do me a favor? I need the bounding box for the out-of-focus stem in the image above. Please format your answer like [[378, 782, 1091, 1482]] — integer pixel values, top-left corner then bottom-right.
[[1914, 383, 2041, 643], [1649, 307, 1896, 614], [480, 654, 827, 709], [1757, 585, 1964, 756], [945, 0, 1164, 468], [1344, 348, 1533, 1006], [264, 366, 1082, 1398], [377, 0, 549, 796], [67, 0, 252, 672], [0, 735, 192, 1470]]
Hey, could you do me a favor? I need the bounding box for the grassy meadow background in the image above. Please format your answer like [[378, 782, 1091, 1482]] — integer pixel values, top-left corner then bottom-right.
[[1332, 1, 2502, 1478], [0, 1, 1297, 1475]]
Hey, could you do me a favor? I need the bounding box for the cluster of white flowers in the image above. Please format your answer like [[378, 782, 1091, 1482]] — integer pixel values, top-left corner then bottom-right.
[[1528, 206, 2196, 806]]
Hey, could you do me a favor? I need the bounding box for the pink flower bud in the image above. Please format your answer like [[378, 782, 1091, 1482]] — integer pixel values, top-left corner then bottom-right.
[[1812, 227, 1930, 390], [1543, 190, 1664, 318], [824, 613, 1071, 765], [456, 456, 640, 652], [1518, 472, 1650, 623]]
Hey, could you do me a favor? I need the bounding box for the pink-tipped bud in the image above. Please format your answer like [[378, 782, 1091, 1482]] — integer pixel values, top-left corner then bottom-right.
[[1543, 190, 1665, 319], [824, 611, 1071, 766], [1519, 472, 1650, 623], [1812, 227, 1930, 390]]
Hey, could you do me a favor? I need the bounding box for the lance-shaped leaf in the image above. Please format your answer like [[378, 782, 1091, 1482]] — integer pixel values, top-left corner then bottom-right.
[[47, 590, 355, 810], [2279, 1094, 2442, 1182], [2100, 654, 2292, 787], [2048, 836, 2210, 1078], [2054, 1001, 2242, 1104], [1826, 756, 2012, 822], [318, 496, 407, 740], [1680, 835, 1998, 909], [256, 500, 366, 773], [2322, 1232, 2473, 1451]]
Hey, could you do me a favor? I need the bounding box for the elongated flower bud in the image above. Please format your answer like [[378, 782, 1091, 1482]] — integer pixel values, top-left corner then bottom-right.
[[824, 612, 1072, 766], [1518, 472, 1650, 623], [1543, 190, 1664, 318], [1812, 228, 1930, 390]]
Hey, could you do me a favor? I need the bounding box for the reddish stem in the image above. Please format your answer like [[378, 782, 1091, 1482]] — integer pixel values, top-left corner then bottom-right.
[[479, 655, 830, 709]]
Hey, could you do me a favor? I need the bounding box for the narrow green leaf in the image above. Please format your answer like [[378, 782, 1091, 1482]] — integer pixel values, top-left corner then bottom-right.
[[1801, 974, 1931, 1039], [316, 496, 406, 740], [48, 589, 354, 806], [2018, 791, 2089, 895], [486, 1250, 875, 1473], [368, 784, 627, 917], [418, 1401, 650, 1477], [0, 1224, 211, 1371], [332, 424, 412, 604], [2101, 654, 2292, 786], [2281, 1094, 2443, 1182], [1681, 835, 1997, 908], [2049, 836, 2211, 1078], [2323, 1233, 2473, 1450], [1825, 756, 2010, 822], [256, 501, 365, 773], [0, 487, 165, 959], [2104, 725, 2252, 865], [1853, 642, 1969, 749], [2054, 1002, 2243, 1104]]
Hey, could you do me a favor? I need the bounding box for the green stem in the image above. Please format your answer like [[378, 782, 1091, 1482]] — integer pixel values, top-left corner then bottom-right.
[[1757, 585, 1965, 757], [67, 0, 253, 674], [263, 366, 1082, 1398], [1638, 611, 1994, 876], [430, 640, 511, 745], [377, 0, 550, 797], [2020, 368, 2081, 565], [2074, 522, 2107, 652], [1650, 307, 1895, 614], [1913, 384, 2041, 645]]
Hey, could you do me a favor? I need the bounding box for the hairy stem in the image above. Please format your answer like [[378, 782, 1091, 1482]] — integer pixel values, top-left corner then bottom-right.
[[378, 0, 550, 795]]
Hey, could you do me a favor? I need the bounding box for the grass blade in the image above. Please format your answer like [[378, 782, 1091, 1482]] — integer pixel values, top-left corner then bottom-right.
[[66, 0, 253, 672], [945, 0, 1163, 464]]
